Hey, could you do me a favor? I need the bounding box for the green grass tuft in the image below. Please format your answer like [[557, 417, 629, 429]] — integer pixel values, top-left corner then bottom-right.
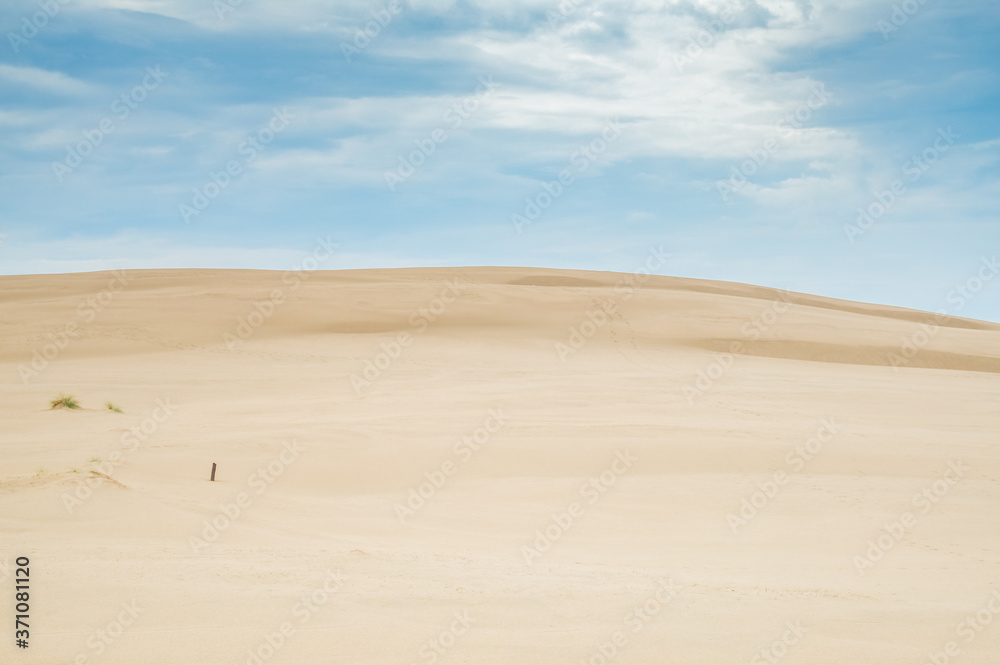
[[50, 394, 80, 410], [105, 401, 123, 413]]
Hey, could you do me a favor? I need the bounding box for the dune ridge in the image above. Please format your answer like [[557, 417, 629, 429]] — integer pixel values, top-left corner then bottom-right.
[[1, 267, 999, 665]]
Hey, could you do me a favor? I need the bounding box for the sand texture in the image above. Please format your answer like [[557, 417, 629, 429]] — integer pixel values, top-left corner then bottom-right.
[[2, 267, 999, 664]]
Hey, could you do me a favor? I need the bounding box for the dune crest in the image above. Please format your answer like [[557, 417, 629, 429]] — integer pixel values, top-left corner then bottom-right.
[[1, 267, 998, 665]]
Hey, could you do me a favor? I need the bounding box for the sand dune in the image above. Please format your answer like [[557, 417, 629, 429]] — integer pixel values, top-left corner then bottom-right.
[[1, 267, 999, 664]]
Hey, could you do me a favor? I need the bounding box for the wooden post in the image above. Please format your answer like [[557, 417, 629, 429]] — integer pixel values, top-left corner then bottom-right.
[[210, 462, 217, 482]]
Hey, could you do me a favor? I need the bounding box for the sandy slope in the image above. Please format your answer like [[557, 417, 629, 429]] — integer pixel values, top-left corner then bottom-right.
[[1, 267, 999, 665]]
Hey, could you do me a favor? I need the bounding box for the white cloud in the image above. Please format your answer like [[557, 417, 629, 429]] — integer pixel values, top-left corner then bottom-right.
[[0, 64, 93, 96]]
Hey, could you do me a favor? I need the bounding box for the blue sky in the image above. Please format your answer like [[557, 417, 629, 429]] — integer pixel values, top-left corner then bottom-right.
[[1, 0, 998, 320]]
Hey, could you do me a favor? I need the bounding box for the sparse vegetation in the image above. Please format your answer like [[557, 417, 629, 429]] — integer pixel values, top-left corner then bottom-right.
[[90, 456, 101, 463], [49, 394, 80, 410], [105, 401, 123, 413]]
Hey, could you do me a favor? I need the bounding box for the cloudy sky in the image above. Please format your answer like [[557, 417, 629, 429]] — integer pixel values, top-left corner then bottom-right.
[[1, 0, 997, 319]]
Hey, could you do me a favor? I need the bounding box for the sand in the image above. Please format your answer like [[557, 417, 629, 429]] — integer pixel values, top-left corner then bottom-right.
[[1, 266, 999, 664]]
